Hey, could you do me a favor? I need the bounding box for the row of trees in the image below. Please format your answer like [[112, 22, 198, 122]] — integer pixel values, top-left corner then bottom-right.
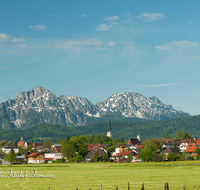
[[59, 134, 125, 162], [164, 131, 193, 141], [138, 139, 200, 162]]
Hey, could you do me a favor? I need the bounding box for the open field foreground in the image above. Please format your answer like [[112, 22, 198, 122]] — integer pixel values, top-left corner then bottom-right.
[[0, 161, 200, 190]]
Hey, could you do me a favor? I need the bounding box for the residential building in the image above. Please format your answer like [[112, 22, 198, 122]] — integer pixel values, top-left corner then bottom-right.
[[155, 138, 180, 148], [160, 147, 181, 160], [1, 146, 19, 154], [27, 152, 44, 164], [0, 153, 10, 165], [85, 147, 107, 162], [179, 139, 195, 152], [17, 138, 28, 149]]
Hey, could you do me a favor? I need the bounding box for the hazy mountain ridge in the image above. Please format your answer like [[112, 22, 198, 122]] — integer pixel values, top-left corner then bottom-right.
[[0, 86, 190, 129]]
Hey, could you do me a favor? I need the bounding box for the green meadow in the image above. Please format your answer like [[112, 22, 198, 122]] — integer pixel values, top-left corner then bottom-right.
[[0, 161, 200, 190]]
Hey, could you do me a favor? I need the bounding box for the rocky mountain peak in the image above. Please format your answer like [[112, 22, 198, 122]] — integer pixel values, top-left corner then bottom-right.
[[0, 87, 191, 129]]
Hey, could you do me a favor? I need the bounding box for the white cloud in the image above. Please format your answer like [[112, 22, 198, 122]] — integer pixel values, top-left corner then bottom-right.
[[104, 15, 119, 25], [168, 41, 199, 48], [107, 41, 116, 47], [192, 56, 200, 59], [0, 33, 10, 42], [188, 21, 194, 26], [0, 88, 11, 92], [137, 12, 166, 23], [18, 44, 28, 48], [29, 25, 46, 30], [125, 45, 136, 49], [95, 24, 113, 31], [54, 39, 104, 50], [11, 37, 25, 43], [154, 46, 172, 50], [155, 41, 199, 50], [135, 83, 182, 87], [81, 14, 88, 17]]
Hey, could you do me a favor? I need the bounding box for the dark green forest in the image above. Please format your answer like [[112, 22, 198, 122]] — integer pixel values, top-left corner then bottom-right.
[[0, 115, 200, 143]]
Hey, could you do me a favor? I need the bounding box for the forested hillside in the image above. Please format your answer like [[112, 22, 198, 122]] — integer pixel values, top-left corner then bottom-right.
[[0, 115, 199, 143]]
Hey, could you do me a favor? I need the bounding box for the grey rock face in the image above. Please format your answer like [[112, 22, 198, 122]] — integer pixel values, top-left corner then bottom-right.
[[0, 87, 190, 128], [96, 92, 188, 120]]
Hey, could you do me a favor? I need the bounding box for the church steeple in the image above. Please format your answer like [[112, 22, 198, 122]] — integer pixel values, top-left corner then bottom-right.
[[137, 129, 140, 141], [107, 117, 112, 138]]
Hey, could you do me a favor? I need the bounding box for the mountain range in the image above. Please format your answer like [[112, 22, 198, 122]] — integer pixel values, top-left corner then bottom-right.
[[0, 86, 190, 129]]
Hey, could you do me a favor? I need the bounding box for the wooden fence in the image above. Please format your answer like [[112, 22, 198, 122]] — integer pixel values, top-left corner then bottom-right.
[[48, 182, 200, 190]]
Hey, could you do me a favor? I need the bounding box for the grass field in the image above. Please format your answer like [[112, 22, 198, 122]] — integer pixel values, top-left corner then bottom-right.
[[1, 161, 200, 190]]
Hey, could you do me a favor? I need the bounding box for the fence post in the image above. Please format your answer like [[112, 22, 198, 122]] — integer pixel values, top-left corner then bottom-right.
[[76, 188, 78, 190], [128, 182, 129, 190], [100, 184, 102, 190], [164, 182, 169, 190], [116, 187, 118, 190], [198, 185, 200, 190], [141, 182, 144, 190], [183, 183, 186, 190], [89, 188, 91, 190]]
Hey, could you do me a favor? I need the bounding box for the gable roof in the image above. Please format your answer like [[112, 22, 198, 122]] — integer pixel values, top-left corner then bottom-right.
[[86, 144, 109, 151], [127, 138, 142, 146], [44, 158, 53, 161], [155, 138, 180, 145], [136, 145, 144, 149], [160, 147, 180, 154], [17, 140, 26, 147], [115, 151, 133, 157], [84, 149, 106, 161], [180, 139, 195, 144], [27, 152, 43, 158], [54, 146, 61, 152]]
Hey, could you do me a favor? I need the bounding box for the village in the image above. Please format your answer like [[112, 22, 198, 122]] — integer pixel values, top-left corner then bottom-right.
[[0, 119, 199, 164]]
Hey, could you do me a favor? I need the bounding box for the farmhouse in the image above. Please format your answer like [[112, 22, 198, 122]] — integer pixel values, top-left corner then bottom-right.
[[114, 150, 140, 162], [27, 152, 44, 164], [185, 142, 200, 157], [85, 147, 107, 162], [179, 139, 195, 152], [160, 147, 181, 160]]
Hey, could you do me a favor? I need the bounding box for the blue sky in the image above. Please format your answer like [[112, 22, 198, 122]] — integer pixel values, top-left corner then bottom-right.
[[0, 0, 200, 115]]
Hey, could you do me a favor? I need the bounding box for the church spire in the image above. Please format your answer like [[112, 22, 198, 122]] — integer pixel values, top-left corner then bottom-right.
[[137, 129, 140, 141]]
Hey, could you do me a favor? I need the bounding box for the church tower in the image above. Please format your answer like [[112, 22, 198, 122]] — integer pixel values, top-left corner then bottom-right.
[[137, 130, 140, 141], [107, 117, 112, 138]]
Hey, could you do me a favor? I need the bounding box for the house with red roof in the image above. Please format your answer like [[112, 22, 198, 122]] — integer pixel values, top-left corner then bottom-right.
[[112, 144, 133, 156], [114, 150, 140, 162], [27, 152, 44, 164], [86, 144, 109, 151], [185, 142, 200, 154], [17, 138, 28, 149], [179, 139, 195, 152]]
